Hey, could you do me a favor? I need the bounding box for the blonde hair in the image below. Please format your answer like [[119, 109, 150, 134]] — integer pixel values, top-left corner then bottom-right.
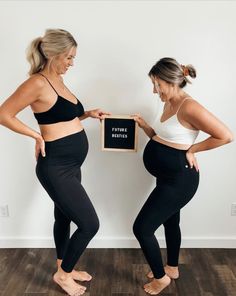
[[26, 29, 77, 75], [149, 57, 196, 88]]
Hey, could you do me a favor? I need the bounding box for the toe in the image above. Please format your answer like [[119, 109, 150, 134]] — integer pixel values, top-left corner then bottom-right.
[[144, 287, 152, 294], [144, 282, 153, 290], [73, 288, 85, 296], [84, 272, 92, 280]]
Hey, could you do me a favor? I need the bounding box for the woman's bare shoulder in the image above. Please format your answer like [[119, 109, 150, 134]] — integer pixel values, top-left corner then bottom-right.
[[182, 97, 205, 114], [20, 73, 46, 91]]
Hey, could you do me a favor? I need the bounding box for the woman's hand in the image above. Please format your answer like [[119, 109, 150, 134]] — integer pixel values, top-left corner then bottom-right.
[[131, 114, 148, 129], [35, 134, 45, 161], [88, 109, 111, 120], [186, 150, 199, 172]]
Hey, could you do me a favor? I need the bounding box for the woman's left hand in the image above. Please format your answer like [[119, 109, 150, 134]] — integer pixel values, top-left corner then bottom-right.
[[89, 109, 111, 120], [186, 150, 199, 172]]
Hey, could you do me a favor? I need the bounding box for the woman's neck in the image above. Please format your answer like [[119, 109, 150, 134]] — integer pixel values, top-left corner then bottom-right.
[[168, 90, 187, 106], [41, 65, 61, 80]]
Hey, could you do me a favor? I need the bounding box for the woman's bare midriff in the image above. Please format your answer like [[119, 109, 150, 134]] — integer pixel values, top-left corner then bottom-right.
[[152, 135, 191, 150], [39, 117, 84, 142]]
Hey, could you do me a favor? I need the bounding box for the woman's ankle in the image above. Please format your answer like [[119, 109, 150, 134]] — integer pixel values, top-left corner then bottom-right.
[[166, 264, 178, 270], [56, 267, 71, 279], [154, 274, 170, 282], [57, 259, 62, 268]]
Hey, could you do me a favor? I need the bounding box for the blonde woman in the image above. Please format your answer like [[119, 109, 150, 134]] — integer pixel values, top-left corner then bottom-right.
[[132, 57, 233, 295], [0, 29, 109, 296]]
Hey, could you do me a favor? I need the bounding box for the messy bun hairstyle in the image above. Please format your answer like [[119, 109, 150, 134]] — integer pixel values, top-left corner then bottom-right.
[[149, 57, 196, 88]]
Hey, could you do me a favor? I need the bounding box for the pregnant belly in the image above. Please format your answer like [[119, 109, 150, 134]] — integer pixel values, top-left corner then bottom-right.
[[39, 117, 84, 141], [152, 135, 191, 150]]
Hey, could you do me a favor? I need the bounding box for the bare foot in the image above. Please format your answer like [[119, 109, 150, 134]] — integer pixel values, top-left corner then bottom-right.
[[147, 265, 179, 280], [144, 275, 171, 295], [71, 270, 92, 282], [53, 271, 86, 296], [56, 260, 92, 282]]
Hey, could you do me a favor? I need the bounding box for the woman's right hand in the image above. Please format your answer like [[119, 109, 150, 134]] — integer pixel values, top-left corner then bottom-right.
[[186, 150, 199, 172], [35, 134, 45, 161], [131, 114, 148, 129]]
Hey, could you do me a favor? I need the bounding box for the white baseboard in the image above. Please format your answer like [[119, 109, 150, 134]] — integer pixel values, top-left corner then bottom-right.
[[0, 236, 235, 248]]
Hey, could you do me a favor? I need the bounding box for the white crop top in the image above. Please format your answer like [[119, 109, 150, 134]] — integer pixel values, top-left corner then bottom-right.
[[153, 99, 199, 145]]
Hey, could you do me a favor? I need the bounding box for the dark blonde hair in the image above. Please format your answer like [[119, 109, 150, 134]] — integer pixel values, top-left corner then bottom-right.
[[26, 29, 77, 75], [149, 57, 196, 88]]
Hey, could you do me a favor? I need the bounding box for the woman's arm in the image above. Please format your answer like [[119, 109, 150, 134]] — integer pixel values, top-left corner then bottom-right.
[[79, 108, 111, 121], [132, 114, 156, 138], [0, 76, 44, 140], [183, 99, 233, 153], [182, 99, 233, 171], [78, 111, 90, 121]]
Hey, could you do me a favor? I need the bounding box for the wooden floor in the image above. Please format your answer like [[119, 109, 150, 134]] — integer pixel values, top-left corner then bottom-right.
[[0, 248, 235, 296]]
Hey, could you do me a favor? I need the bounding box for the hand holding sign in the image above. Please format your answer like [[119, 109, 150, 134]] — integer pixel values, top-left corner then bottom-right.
[[130, 113, 148, 129], [89, 109, 111, 120]]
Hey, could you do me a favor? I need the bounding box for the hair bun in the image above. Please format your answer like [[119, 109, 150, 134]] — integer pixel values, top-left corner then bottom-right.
[[181, 65, 189, 77]]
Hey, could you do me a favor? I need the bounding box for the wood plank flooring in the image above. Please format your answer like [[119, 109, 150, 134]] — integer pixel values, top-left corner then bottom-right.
[[0, 248, 235, 296]]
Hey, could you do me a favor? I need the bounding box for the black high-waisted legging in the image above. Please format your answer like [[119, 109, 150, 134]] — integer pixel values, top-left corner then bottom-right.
[[133, 139, 199, 279], [36, 130, 99, 273]]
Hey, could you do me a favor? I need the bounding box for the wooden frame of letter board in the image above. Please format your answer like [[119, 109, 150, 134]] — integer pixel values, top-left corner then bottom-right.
[[101, 115, 138, 152]]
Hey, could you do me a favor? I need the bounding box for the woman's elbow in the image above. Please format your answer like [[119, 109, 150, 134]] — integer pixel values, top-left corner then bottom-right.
[[223, 131, 234, 143], [0, 105, 6, 125], [0, 113, 4, 125], [0, 112, 11, 126], [228, 133, 234, 143]]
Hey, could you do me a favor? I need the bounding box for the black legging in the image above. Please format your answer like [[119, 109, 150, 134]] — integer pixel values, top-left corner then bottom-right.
[[36, 130, 99, 273], [133, 139, 199, 279]]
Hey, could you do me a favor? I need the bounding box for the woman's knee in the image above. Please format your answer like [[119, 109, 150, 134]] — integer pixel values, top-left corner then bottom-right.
[[54, 204, 70, 221], [163, 212, 180, 230], [54, 214, 71, 228], [89, 216, 100, 236], [133, 218, 147, 239], [81, 215, 100, 238], [133, 215, 160, 241]]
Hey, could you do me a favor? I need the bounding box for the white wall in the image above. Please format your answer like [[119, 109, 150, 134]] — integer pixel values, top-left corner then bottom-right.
[[0, 0, 235, 248]]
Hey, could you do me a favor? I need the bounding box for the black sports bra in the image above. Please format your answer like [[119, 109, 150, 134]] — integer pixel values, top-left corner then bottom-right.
[[33, 73, 85, 125]]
